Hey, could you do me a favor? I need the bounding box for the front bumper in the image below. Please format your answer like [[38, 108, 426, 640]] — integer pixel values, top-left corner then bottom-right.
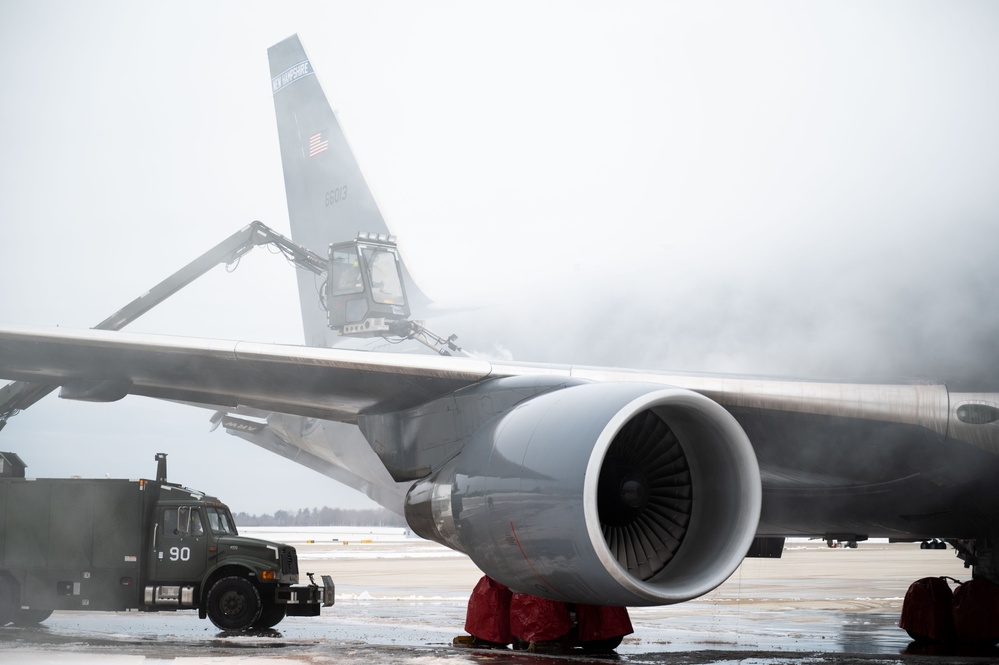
[[278, 574, 335, 617]]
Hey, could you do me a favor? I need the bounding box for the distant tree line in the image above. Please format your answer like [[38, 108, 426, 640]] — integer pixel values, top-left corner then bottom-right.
[[233, 506, 407, 527]]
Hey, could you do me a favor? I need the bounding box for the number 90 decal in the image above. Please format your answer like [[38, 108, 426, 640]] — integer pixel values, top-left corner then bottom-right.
[[170, 546, 191, 562]]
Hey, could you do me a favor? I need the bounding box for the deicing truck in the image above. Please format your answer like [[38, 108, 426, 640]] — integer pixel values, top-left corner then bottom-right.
[[0, 452, 334, 630]]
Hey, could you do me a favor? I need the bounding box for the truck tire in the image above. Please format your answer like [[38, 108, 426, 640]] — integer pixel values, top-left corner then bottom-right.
[[206, 576, 262, 631], [253, 600, 287, 629], [0, 575, 16, 626], [14, 609, 53, 625]]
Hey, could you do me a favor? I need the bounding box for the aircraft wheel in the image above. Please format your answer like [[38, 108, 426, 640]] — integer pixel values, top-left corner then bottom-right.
[[206, 576, 262, 631], [905, 628, 933, 642], [252, 600, 286, 629], [13, 608, 52, 625], [580, 635, 624, 652], [971, 539, 999, 586]]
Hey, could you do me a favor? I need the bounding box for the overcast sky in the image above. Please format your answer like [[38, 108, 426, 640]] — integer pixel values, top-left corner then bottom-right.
[[2, 1, 998, 514]]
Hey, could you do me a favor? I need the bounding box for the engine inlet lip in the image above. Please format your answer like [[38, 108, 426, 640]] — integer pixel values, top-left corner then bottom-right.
[[583, 386, 761, 604], [583, 388, 690, 601]]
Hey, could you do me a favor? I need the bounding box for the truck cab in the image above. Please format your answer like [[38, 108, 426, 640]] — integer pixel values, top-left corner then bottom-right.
[[146, 485, 321, 630], [0, 453, 333, 631]]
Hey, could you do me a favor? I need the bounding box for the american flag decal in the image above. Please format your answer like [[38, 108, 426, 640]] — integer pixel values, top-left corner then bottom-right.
[[309, 130, 329, 157]]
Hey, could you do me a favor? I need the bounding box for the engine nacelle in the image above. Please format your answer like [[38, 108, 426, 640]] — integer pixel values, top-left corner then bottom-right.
[[405, 381, 761, 606]]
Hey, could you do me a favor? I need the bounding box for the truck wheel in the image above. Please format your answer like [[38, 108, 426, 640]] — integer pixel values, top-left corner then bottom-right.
[[0, 576, 16, 626], [14, 609, 53, 625], [252, 601, 287, 629], [206, 576, 262, 631]]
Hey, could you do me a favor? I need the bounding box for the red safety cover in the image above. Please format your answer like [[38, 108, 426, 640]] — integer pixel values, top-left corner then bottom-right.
[[575, 603, 634, 641], [510, 593, 572, 642], [952, 579, 999, 644], [899, 577, 954, 642], [464, 576, 513, 644]]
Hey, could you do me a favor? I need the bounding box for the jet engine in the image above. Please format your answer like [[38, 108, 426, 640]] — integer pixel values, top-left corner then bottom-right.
[[405, 381, 761, 606]]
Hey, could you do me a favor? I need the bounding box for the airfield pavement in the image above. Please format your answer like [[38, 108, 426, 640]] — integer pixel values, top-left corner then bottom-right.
[[0, 531, 995, 664]]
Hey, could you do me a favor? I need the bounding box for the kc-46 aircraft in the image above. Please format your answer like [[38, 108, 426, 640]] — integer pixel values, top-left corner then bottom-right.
[[2, 34, 999, 628]]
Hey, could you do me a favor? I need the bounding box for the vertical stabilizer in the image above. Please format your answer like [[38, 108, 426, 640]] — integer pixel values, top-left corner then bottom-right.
[[268, 34, 427, 347]]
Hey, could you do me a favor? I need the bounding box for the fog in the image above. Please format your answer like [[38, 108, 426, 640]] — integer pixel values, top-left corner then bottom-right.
[[443, 217, 999, 388], [1, 1, 998, 512]]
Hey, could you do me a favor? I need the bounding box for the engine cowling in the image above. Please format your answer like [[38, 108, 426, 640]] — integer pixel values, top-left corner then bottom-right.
[[405, 381, 761, 606]]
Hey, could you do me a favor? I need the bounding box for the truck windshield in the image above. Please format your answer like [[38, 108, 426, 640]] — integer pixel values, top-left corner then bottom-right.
[[205, 506, 237, 535]]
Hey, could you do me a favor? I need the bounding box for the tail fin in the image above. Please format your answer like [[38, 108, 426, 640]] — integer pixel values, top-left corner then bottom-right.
[[268, 34, 428, 347]]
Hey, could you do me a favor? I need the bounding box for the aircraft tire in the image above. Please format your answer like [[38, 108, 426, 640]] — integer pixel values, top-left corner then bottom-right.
[[580, 635, 625, 652], [206, 576, 262, 631]]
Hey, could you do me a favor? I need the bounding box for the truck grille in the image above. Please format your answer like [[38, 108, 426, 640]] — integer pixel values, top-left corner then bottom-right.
[[279, 545, 299, 575]]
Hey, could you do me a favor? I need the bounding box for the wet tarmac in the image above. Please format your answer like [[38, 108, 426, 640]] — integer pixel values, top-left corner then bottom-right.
[[1, 537, 996, 664]]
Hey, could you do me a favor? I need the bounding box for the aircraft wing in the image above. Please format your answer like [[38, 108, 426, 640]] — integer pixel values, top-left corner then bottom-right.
[[2, 323, 968, 433], [0, 326, 492, 422]]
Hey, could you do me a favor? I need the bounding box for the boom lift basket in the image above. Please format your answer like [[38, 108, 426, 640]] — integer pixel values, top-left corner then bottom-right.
[[327, 233, 410, 335]]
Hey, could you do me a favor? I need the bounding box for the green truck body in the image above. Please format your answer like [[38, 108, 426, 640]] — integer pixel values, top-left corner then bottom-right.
[[0, 453, 333, 630]]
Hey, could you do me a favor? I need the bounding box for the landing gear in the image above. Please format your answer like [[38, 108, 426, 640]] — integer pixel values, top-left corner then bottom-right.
[[899, 539, 999, 645], [900, 576, 999, 645], [456, 575, 633, 653], [825, 539, 859, 549], [951, 538, 999, 586]]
